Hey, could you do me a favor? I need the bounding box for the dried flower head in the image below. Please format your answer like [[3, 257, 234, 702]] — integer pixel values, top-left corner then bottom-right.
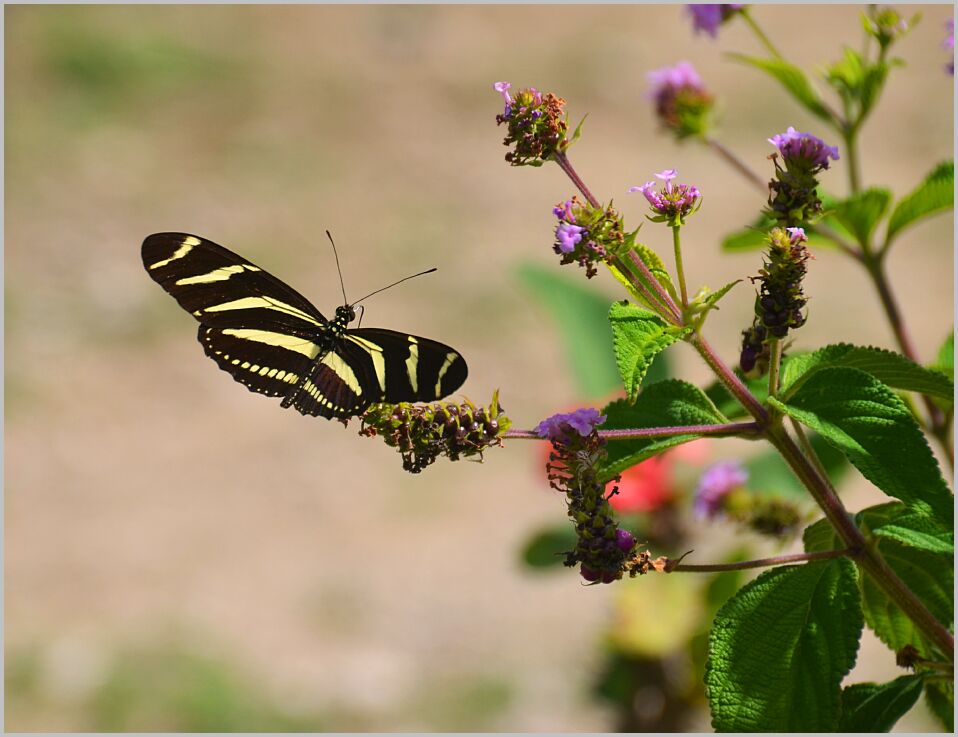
[[647, 61, 714, 140], [494, 82, 576, 167]]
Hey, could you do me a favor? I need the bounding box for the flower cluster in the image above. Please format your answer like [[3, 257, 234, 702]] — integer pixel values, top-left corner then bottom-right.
[[629, 168, 701, 226], [647, 61, 714, 140], [494, 81, 572, 167], [687, 4, 744, 38], [550, 196, 629, 278], [360, 393, 510, 473], [766, 127, 838, 226], [694, 460, 800, 538], [750, 226, 811, 339], [739, 320, 770, 376], [864, 7, 912, 49], [536, 409, 640, 584]]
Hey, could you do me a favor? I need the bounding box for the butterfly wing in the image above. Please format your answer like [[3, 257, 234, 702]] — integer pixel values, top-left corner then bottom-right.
[[143, 232, 329, 400]]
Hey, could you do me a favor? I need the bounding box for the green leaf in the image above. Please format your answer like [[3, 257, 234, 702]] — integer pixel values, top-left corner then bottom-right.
[[859, 538, 953, 657], [706, 559, 863, 731], [608, 242, 677, 313], [597, 380, 727, 482], [838, 675, 924, 732], [745, 432, 849, 499], [729, 53, 833, 123], [924, 681, 954, 732], [802, 517, 839, 554], [609, 302, 689, 402], [780, 343, 954, 406], [770, 366, 954, 526], [516, 262, 621, 398], [519, 524, 578, 569], [829, 188, 892, 246], [933, 331, 953, 380], [886, 160, 954, 245], [859, 502, 954, 556]]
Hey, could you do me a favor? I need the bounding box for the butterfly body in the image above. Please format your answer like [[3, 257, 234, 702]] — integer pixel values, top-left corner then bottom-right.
[[142, 232, 468, 419]]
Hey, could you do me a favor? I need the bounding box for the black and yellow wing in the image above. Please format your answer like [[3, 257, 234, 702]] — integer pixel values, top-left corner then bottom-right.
[[143, 232, 329, 400], [143, 232, 469, 420]]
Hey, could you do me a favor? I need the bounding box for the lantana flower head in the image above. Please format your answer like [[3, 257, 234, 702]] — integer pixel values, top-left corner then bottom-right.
[[694, 460, 748, 518], [647, 61, 714, 140], [550, 196, 628, 278], [687, 4, 745, 38], [534, 407, 606, 443], [629, 168, 702, 226], [768, 127, 840, 172]]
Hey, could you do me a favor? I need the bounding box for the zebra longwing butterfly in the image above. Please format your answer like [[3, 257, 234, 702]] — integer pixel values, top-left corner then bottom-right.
[[142, 232, 468, 419]]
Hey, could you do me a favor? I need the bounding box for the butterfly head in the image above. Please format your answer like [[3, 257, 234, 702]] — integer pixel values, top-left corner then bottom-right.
[[332, 304, 356, 332]]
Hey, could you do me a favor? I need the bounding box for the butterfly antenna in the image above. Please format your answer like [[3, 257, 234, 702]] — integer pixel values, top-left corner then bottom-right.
[[351, 267, 438, 306], [326, 230, 349, 306]]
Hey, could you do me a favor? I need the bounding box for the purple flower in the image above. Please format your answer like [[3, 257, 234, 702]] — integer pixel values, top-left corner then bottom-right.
[[534, 408, 607, 442], [694, 461, 748, 519], [555, 223, 586, 253], [786, 226, 807, 245], [946, 19, 955, 75], [647, 61, 705, 99], [629, 168, 701, 224], [687, 4, 744, 38], [553, 199, 575, 221], [493, 81, 513, 105], [768, 127, 840, 170]]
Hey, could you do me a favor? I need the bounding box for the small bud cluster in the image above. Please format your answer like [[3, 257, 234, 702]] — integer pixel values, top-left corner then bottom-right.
[[629, 168, 701, 227], [494, 81, 570, 167], [360, 392, 510, 474], [687, 4, 745, 38], [766, 127, 839, 226], [739, 320, 771, 376], [535, 409, 639, 584], [694, 460, 800, 539], [647, 61, 714, 140], [551, 196, 628, 278], [750, 227, 810, 339], [864, 7, 911, 49]]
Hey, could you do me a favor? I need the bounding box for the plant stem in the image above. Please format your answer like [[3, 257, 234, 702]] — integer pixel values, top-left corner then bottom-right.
[[843, 128, 862, 194], [503, 421, 761, 442], [766, 424, 955, 659], [553, 151, 600, 208], [672, 226, 689, 306], [688, 332, 769, 423], [767, 338, 782, 397], [671, 548, 853, 573], [706, 137, 767, 193], [740, 7, 784, 59]]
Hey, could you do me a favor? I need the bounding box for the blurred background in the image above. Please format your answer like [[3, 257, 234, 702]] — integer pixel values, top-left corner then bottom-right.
[[5, 3, 953, 731]]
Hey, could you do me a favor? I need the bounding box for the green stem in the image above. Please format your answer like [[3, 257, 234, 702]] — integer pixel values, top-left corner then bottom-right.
[[504, 421, 761, 442], [843, 128, 862, 195], [739, 7, 783, 59], [767, 337, 782, 397], [672, 226, 689, 307]]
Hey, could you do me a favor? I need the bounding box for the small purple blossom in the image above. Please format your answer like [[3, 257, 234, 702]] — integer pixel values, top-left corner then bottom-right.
[[553, 199, 575, 221], [946, 19, 955, 75], [687, 4, 744, 38], [694, 461, 748, 519], [629, 168, 701, 224], [555, 223, 586, 253], [786, 226, 807, 245], [493, 81, 512, 105], [534, 408, 607, 442], [647, 61, 705, 99], [768, 127, 840, 170]]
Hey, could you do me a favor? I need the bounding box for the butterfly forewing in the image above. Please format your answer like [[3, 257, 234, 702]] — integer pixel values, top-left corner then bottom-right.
[[143, 232, 468, 420]]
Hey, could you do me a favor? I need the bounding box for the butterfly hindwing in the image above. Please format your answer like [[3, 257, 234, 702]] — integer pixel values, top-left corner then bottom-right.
[[345, 328, 468, 404]]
